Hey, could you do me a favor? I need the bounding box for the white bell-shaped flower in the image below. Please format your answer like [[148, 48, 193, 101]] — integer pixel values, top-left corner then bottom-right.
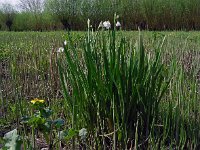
[[116, 21, 121, 27], [64, 40, 67, 46], [57, 47, 64, 53], [103, 21, 111, 29]]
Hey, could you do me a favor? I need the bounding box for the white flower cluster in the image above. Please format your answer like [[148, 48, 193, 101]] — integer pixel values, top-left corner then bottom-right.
[[116, 21, 121, 27], [98, 20, 121, 29], [103, 21, 111, 29], [57, 47, 64, 53], [57, 40, 67, 53]]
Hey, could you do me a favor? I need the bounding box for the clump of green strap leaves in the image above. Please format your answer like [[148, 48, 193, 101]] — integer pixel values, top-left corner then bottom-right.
[[58, 19, 170, 149]]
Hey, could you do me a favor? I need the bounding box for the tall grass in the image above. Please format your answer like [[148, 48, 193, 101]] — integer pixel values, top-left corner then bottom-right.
[[58, 27, 200, 148]]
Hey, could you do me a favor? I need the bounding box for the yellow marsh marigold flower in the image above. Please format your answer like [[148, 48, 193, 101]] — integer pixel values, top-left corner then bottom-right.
[[31, 98, 45, 104]]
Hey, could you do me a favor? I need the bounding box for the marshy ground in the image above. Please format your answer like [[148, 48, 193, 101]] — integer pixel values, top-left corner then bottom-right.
[[0, 31, 200, 149]]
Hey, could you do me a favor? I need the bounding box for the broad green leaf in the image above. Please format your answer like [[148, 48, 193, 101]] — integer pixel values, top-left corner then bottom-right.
[[3, 129, 22, 150]]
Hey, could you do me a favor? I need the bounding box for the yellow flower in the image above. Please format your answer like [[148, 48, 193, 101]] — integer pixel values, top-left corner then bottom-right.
[[31, 98, 45, 104]]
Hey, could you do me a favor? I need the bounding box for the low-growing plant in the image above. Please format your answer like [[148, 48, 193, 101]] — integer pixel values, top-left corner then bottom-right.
[[2, 98, 87, 149]]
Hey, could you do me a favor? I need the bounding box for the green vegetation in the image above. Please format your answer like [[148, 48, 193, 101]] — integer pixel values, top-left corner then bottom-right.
[[1, 1, 200, 148], [0, 29, 200, 149], [59, 23, 171, 149], [1, 0, 200, 31]]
